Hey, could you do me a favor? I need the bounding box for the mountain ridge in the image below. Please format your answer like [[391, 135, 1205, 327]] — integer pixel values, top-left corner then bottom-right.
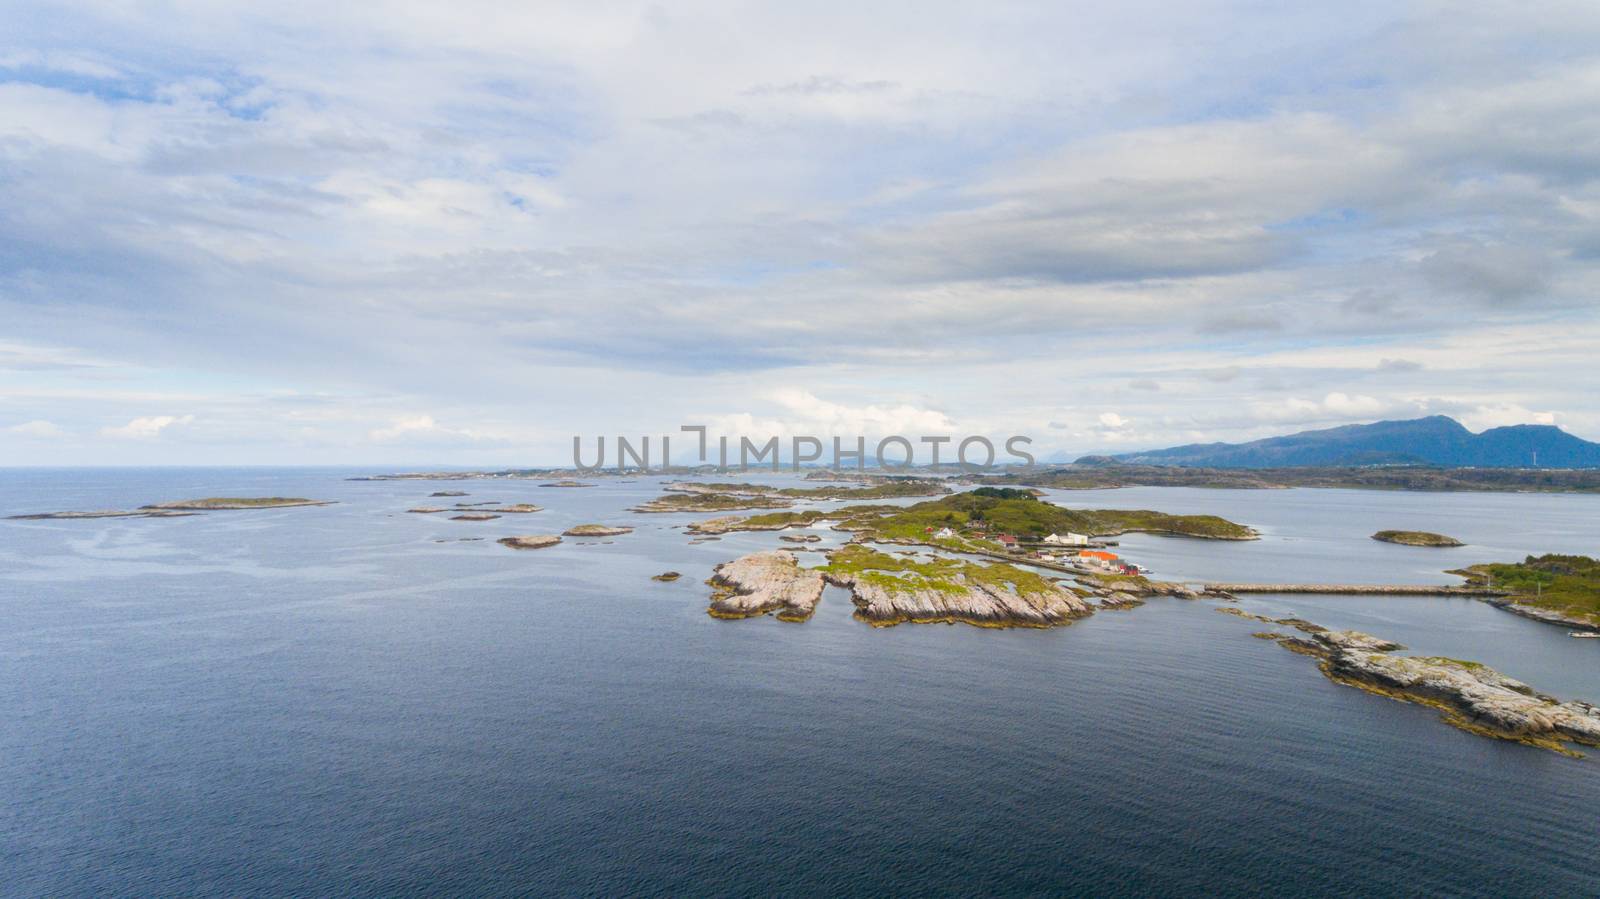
[[1086, 416, 1600, 469]]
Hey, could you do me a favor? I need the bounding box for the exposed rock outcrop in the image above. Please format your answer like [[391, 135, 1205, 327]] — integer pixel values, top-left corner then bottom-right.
[[563, 524, 633, 537], [1372, 530, 1464, 547], [652, 571, 682, 582], [818, 545, 1093, 629], [632, 493, 793, 513], [1249, 618, 1600, 755], [451, 513, 501, 521], [1099, 591, 1144, 609], [141, 497, 333, 510], [10, 497, 331, 519], [7, 508, 199, 520], [707, 551, 826, 622], [498, 535, 562, 550]]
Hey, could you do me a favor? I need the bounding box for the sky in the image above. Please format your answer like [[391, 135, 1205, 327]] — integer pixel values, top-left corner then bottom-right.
[[2, 0, 1598, 466]]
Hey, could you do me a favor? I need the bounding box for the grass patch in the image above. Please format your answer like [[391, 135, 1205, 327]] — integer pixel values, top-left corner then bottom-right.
[[1456, 555, 1600, 624], [845, 491, 1255, 541], [817, 544, 1058, 597]]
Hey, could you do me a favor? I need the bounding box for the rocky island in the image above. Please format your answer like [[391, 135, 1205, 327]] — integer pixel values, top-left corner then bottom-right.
[[1229, 610, 1600, 755], [683, 488, 1255, 549], [707, 551, 826, 622], [631, 492, 794, 513], [816, 545, 1094, 628], [498, 535, 562, 550], [666, 480, 947, 500], [142, 497, 334, 510], [1372, 530, 1463, 547], [1452, 554, 1600, 628], [450, 513, 501, 521], [8, 508, 200, 520], [563, 524, 634, 537], [10, 497, 333, 519]]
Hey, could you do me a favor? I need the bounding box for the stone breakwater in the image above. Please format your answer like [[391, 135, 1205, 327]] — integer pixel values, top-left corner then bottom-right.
[[1229, 609, 1600, 756], [1203, 583, 1503, 596], [707, 551, 825, 622]]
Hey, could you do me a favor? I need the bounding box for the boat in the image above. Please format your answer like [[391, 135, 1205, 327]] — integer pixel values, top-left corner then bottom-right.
[[1570, 632, 1600, 638]]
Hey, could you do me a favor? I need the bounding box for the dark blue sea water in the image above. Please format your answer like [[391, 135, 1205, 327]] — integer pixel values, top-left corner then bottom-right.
[[3, 469, 1599, 896]]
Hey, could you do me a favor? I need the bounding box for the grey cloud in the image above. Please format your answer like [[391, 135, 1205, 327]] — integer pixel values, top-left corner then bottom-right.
[[745, 77, 898, 96], [1377, 358, 1422, 372], [1419, 241, 1549, 306], [1200, 311, 1283, 334]]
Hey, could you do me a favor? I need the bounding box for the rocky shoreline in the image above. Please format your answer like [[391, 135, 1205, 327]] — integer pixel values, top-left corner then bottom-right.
[[1485, 599, 1600, 631], [498, 535, 562, 550], [820, 551, 1094, 628], [707, 551, 825, 622], [1224, 609, 1600, 755], [1372, 530, 1463, 547], [9, 497, 331, 519], [631, 493, 793, 514], [563, 524, 634, 537]]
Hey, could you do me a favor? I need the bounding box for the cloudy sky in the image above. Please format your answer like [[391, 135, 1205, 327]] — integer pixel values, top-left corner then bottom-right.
[[3, 1, 1598, 466]]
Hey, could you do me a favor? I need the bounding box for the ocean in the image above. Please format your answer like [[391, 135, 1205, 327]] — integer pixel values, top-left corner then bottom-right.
[[3, 468, 1598, 896]]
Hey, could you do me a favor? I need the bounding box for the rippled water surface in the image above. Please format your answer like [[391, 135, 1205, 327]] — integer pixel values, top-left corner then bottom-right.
[[3, 469, 1599, 896]]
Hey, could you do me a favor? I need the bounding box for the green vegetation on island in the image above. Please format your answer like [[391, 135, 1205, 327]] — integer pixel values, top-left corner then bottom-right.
[[1372, 530, 1464, 547], [816, 544, 1059, 597], [846, 488, 1256, 543], [142, 497, 332, 510], [684, 488, 1255, 545], [630, 492, 794, 513], [665, 480, 947, 500], [1453, 555, 1600, 626]]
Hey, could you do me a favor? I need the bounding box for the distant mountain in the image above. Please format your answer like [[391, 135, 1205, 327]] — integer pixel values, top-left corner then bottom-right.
[[1086, 416, 1600, 469]]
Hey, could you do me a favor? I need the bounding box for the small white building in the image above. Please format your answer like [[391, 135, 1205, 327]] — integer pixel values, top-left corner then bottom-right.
[[935, 527, 956, 539], [1044, 532, 1090, 547]]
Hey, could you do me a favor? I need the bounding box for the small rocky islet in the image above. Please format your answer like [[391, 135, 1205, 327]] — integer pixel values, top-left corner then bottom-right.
[[8, 497, 332, 520], [563, 524, 634, 537], [498, 535, 562, 550], [708, 551, 826, 622], [1221, 608, 1600, 756], [705, 545, 1096, 629], [1372, 530, 1464, 547]]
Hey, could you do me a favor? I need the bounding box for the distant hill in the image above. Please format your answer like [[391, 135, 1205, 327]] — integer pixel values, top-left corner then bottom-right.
[[1086, 416, 1600, 469]]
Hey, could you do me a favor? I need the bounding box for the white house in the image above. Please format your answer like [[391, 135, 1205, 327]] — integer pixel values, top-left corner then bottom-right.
[[1044, 532, 1090, 546], [935, 527, 956, 539]]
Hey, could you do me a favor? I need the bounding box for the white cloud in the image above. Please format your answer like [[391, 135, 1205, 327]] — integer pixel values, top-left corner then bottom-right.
[[368, 414, 497, 443], [100, 415, 194, 439], [2, 3, 1599, 463], [6, 419, 65, 438]]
